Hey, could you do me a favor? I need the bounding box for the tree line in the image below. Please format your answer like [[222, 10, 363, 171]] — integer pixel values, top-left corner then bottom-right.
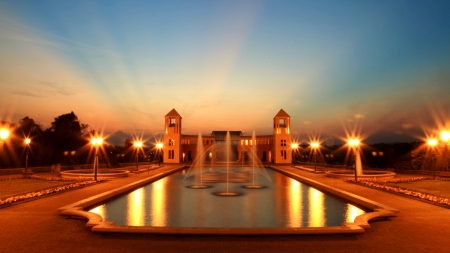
[[0, 112, 158, 169]]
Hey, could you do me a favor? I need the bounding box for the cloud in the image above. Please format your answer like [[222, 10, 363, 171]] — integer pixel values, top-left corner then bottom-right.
[[10, 81, 79, 98], [401, 123, 413, 129]]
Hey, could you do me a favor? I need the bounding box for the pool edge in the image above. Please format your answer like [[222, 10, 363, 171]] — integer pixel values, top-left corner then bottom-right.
[[58, 165, 398, 235]]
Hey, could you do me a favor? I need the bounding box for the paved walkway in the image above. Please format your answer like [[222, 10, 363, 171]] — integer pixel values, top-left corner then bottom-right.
[[1, 165, 449, 253]]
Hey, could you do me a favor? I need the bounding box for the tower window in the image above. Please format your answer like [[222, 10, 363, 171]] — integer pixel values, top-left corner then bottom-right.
[[279, 118, 286, 128], [281, 139, 286, 146], [169, 118, 176, 127], [169, 139, 175, 146]]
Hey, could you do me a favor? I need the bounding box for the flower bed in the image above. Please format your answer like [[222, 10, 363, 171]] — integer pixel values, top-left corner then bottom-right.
[[346, 177, 450, 207], [0, 176, 104, 206]]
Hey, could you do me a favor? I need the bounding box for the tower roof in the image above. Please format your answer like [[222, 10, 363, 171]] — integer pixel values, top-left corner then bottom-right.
[[165, 108, 181, 117], [274, 109, 290, 118]]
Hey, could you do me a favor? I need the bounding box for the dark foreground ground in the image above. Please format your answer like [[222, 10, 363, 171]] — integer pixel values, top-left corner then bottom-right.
[[1, 165, 449, 253]]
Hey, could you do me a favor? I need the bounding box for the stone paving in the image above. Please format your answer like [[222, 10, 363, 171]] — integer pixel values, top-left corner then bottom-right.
[[1, 165, 449, 253]]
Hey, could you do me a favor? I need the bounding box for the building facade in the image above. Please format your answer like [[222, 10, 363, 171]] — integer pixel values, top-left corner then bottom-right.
[[162, 108, 293, 164]]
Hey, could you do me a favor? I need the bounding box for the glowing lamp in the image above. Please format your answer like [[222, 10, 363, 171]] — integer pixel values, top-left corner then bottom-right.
[[134, 141, 143, 148], [348, 138, 360, 147], [0, 129, 9, 141], [91, 137, 103, 146], [427, 139, 437, 147], [441, 131, 450, 143], [311, 142, 320, 149]]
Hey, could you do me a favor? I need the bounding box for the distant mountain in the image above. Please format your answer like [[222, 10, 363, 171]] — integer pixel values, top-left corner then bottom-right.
[[106, 130, 132, 146]]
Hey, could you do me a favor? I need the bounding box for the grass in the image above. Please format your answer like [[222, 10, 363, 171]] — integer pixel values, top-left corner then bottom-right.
[[387, 180, 450, 199], [0, 179, 74, 199]]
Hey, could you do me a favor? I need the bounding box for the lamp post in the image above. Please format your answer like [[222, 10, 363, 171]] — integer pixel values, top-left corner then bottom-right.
[[134, 141, 143, 172], [291, 143, 298, 166], [156, 143, 163, 166], [25, 138, 31, 177], [427, 138, 438, 179], [0, 129, 9, 169], [441, 131, 450, 171], [348, 138, 360, 182], [91, 137, 103, 181], [311, 141, 320, 172]]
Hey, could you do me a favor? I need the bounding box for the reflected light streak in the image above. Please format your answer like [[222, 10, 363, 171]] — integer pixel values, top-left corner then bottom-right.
[[308, 187, 325, 227], [127, 188, 145, 226], [345, 204, 365, 223], [287, 178, 302, 227], [151, 181, 166, 226], [89, 204, 106, 220]]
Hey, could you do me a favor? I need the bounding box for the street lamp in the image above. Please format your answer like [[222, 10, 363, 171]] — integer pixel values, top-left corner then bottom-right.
[[441, 131, 450, 171], [0, 128, 9, 144], [25, 138, 31, 177], [311, 141, 320, 172], [91, 137, 103, 181], [427, 138, 438, 179], [348, 138, 360, 182], [291, 143, 298, 166], [134, 141, 143, 172], [156, 143, 163, 166]]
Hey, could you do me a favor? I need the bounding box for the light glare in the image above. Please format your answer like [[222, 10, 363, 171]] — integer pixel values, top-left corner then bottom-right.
[[0, 129, 9, 140], [427, 138, 438, 147], [441, 131, 450, 142]]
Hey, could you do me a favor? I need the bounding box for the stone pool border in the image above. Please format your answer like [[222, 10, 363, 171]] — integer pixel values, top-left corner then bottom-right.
[[57, 165, 398, 235]]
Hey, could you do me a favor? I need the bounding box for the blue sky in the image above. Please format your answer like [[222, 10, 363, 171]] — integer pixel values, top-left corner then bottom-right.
[[1, 0, 449, 144]]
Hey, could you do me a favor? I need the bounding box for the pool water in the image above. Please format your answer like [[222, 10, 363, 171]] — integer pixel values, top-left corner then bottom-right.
[[89, 168, 365, 228]]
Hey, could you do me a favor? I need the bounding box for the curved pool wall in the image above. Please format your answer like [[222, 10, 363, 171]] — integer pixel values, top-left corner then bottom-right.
[[325, 170, 396, 180], [60, 169, 130, 179], [57, 165, 398, 235]]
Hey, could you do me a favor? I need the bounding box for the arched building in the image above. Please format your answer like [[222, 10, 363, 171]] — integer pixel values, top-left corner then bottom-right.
[[162, 108, 293, 164]]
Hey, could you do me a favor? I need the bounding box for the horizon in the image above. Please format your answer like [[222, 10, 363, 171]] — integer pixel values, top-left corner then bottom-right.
[[1, 1, 449, 145]]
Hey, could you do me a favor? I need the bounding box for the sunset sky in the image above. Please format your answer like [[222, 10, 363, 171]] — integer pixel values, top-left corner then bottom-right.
[[1, 0, 449, 144]]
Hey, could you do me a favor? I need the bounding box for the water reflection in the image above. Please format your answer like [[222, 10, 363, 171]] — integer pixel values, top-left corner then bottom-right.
[[90, 204, 106, 218], [287, 178, 302, 227], [308, 187, 325, 227], [127, 188, 145, 226], [151, 180, 166, 226], [90, 169, 366, 228], [345, 204, 365, 223]]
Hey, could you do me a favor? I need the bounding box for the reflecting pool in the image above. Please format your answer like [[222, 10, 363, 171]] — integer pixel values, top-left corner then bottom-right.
[[89, 168, 365, 228]]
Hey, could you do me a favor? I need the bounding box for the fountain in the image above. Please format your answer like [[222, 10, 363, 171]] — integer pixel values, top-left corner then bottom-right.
[[184, 131, 271, 196], [326, 147, 396, 180], [213, 131, 241, 196], [242, 130, 270, 189], [186, 132, 212, 189]]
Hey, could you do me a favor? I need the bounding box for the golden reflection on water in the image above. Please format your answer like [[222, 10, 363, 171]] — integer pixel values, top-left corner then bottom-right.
[[127, 188, 145, 226], [308, 187, 325, 227], [151, 180, 166, 226], [287, 178, 302, 227], [345, 204, 365, 223], [89, 204, 106, 219]]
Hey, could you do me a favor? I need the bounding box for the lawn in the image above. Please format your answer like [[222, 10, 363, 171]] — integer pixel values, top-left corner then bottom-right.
[[0, 179, 74, 199], [387, 180, 450, 199]]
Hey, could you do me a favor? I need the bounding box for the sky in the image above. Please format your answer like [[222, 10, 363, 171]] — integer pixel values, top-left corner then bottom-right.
[[1, 0, 449, 145]]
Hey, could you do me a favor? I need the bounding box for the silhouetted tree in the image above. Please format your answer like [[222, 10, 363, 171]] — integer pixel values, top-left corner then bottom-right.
[[48, 112, 89, 164]]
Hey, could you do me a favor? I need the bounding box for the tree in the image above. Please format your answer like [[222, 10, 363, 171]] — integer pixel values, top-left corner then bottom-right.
[[15, 117, 43, 137], [48, 112, 89, 164]]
